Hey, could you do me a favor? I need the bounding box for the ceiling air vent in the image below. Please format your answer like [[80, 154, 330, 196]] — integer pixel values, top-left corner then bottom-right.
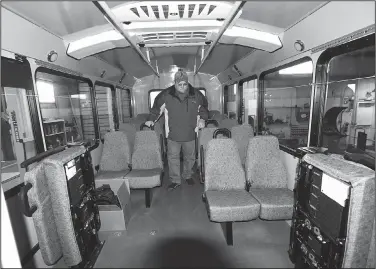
[[176, 32, 192, 39], [151, 5, 159, 19], [162, 5, 169, 19], [178, 4, 185, 18], [192, 32, 207, 39], [130, 7, 140, 17], [198, 4, 206, 15], [208, 5, 216, 15], [140, 6, 149, 17], [188, 4, 195, 18]]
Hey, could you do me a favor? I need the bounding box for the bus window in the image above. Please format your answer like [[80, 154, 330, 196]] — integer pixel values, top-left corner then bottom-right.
[[224, 83, 238, 120], [149, 90, 162, 109], [35, 70, 97, 149], [261, 59, 313, 150], [322, 43, 375, 155], [2, 57, 40, 186], [242, 78, 258, 128], [116, 87, 132, 124], [94, 82, 117, 137]]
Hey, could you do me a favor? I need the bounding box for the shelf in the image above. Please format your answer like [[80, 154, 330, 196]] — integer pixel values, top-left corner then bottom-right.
[[43, 119, 65, 124], [45, 131, 65, 137]]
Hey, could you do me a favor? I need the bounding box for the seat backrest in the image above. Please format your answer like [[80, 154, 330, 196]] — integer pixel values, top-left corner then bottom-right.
[[118, 123, 137, 153], [198, 127, 217, 166], [135, 113, 149, 122], [245, 135, 287, 188], [204, 138, 246, 192], [100, 131, 131, 171], [25, 162, 63, 265], [219, 118, 238, 129], [231, 124, 254, 165], [212, 113, 226, 125], [132, 130, 163, 169], [208, 110, 221, 119]]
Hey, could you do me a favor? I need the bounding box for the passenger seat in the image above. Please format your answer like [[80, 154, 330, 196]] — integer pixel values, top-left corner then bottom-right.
[[125, 124, 163, 208], [95, 131, 132, 181], [203, 137, 260, 245], [245, 135, 294, 220], [219, 118, 238, 130], [231, 124, 254, 166]]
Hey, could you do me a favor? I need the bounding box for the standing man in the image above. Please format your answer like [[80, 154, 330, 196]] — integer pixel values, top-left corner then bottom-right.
[[145, 69, 208, 190]]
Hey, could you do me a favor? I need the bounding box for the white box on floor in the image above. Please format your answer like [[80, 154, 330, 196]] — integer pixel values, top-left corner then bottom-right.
[[95, 178, 132, 237]]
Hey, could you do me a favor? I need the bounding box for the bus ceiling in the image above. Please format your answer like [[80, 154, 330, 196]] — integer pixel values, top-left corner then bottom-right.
[[1, 1, 328, 78]]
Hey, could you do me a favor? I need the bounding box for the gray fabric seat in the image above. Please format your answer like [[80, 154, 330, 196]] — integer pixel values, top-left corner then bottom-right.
[[245, 135, 293, 220], [219, 118, 238, 129], [126, 168, 162, 189], [231, 124, 254, 166], [118, 123, 137, 154], [125, 130, 163, 207], [95, 131, 132, 183], [204, 138, 260, 245], [135, 113, 149, 122], [205, 190, 260, 222]]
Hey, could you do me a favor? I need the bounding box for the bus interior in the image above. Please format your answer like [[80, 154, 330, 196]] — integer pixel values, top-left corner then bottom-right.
[[1, 1, 375, 268]]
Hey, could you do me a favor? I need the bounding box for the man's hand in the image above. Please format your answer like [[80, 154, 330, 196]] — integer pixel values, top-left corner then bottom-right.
[[145, 121, 154, 127], [197, 119, 205, 129]]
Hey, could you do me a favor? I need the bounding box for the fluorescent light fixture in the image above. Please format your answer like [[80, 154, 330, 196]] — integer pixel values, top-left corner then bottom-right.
[[143, 42, 207, 48], [36, 81, 55, 103], [71, 94, 87, 99], [123, 20, 223, 29], [67, 30, 123, 53], [279, 61, 313, 75], [224, 26, 281, 46]]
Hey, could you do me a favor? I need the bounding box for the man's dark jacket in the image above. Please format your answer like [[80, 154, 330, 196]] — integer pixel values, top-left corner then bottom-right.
[[148, 84, 209, 142]]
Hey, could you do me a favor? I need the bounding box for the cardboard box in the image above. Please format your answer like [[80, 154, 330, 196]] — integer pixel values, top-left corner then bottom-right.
[[95, 178, 132, 237]]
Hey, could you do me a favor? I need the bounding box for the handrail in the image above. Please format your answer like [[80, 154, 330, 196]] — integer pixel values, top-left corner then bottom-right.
[[195, 1, 246, 75], [92, 1, 160, 77]]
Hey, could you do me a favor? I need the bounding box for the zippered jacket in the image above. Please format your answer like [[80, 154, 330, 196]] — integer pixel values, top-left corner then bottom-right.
[[148, 84, 209, 142]]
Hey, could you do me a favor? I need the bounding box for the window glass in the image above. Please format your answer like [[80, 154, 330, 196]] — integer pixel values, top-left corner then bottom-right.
[[35, 71, 96, 149], [2, 57, 38, 184], [149, 90, 161, 109], [95, 83, 116, 137], [225, 84, 238, 119], [243, 79, 258, 128], [262, 59, 313, 149], [322, 45, 375, 155], [117, 88, 132, 123]]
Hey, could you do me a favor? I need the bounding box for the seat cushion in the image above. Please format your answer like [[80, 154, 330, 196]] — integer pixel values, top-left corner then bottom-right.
[[205, 190, 260, 222], [125, 168, 162, 189], [249, 188, 294, 220], [95, 170, 130, 181]]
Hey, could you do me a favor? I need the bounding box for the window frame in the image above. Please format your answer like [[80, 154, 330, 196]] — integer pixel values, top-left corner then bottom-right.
[[34, 67, 100, 151], [238, 74, 258, 125], [116, 86, 133, 123], [259, 56, 314, 155], [94, 81, 119, 135], [310, 33, 375, 148], [2, 56, 45, 154]]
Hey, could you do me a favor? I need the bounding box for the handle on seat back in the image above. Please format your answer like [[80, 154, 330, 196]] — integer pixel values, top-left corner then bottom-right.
[[200, 145, 205, 184], [21, 146, 65, 169], [205, 119, 219, 127], [140, 123, 154, 131], [19, 183, 37, 217], [213, 128, 231, 139]]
